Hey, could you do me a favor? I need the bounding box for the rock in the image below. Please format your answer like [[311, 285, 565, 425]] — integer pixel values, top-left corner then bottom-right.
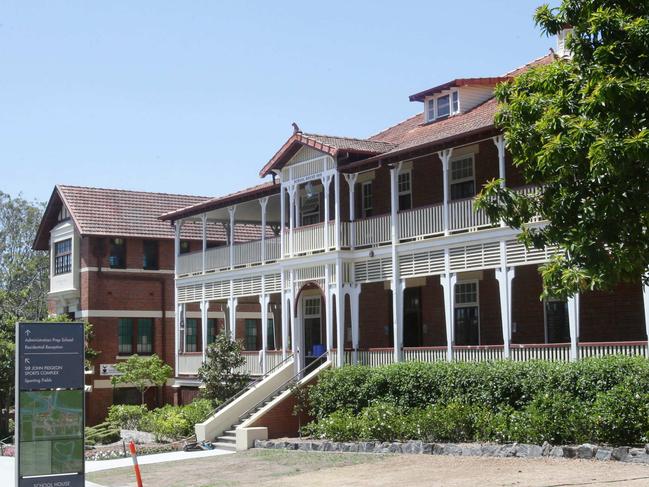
[[432, 443, 445, 455], [595, 448, 611, 461], [461, 445, 481, 456], [359, 441, 375, 453], [645, 444, 649, 454], [625, 448, 649, 464], [541, 441, 552, 456], [550, 446, 564, 458], [265, 441, 275, 449], [321, 441, 333, 452], [517, 444, 542, 458], [496, 444, 516, 457], [297, 442, 310, 451], [576, 444, 597, 460], [480, 444, 501, 457], [120, 429, 156, 445], [611, 446, 629, 462], [443, 444, 462, 456], [562, 446, 577, 459], [403, 441, 423, 454], [422, 443, 433, 454]]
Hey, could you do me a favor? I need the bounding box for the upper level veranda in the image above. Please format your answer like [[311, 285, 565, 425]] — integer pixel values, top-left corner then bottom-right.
[[165, 133, 542, 283]]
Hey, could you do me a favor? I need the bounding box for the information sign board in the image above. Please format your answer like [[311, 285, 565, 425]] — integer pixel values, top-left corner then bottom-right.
[[16, 322, 85, 487]]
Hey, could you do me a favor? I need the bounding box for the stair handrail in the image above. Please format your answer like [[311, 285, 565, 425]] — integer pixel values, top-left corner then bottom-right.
[[237, 351, 329, 423], [199, 351, 295, 424]]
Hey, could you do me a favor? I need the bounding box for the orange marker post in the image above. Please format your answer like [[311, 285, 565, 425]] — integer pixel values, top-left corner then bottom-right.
[[129, 440, 144, 487]]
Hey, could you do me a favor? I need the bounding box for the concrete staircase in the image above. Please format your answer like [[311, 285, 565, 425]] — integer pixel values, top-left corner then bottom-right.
[[211, 380, 295, 450]]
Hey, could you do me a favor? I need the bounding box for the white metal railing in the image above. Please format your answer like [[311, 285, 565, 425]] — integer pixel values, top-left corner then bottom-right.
[[233, 239, 262, 267], [510, 343, 571, 362], [265, 236, 281, 261], [354, 214, 392, 247], [289, 222, 326, 255], [453, 345, 504, 361], [177, 251, 204, 275], [404, 347, 447, 362], [399, 204, 444, 240], [449, 197, 492, 232], [357, 349, 395, 367], [205, 246, 230, 271], [578, 341, 647, 359], [177, 353, 203, 375]]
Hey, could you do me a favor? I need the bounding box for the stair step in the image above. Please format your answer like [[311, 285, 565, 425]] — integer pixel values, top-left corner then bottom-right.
[[212, 442, 236, 451], [217, 436, 236, 443], [225, 430, 237, 435]]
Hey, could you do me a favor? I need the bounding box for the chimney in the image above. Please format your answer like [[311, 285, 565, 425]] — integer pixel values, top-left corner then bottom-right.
[[556, 26, 573, 58]]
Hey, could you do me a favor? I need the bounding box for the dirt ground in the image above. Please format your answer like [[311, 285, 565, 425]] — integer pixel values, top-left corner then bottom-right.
[[87, 449, 649, 487]]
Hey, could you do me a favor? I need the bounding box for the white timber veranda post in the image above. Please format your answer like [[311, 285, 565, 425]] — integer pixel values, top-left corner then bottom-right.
[[334, 166, 341, 250], [289, 270, 300, 372], [325, 264, 333, 356], [441, 248, 457, 361], [201, 214, 207, 274], [643, 281, 649, 358], [174, 220, 182, 376], [259, 276, 269, 374], [493, 135, 507, 227], [259, 196, 268, 264], [288, 184, 296, 257], [495, 241, 515, 359], [322, 174, 332, 250], [200, 299, 209, 363], [280, 272, 288, 359], [389, 162, 403, 363], [567, 293, 580, 361], [344, 173, 358, 249], [228, 296, 238, 341], [350, 284, 361, 365], [228, 205, 236, 269], [438, 149, 453, 235], [280, 184, 286, 258], [335, 259, 345, 367]]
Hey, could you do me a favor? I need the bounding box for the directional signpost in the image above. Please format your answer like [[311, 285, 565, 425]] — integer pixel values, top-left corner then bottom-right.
[[16, 322, 85, 487]]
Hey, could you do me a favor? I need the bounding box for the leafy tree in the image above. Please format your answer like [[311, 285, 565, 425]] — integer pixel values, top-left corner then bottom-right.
[[0, 192, 49, 436], [198, 332, 250, 403], [111, 354, 173, 405], [476, 1, 649, 298]]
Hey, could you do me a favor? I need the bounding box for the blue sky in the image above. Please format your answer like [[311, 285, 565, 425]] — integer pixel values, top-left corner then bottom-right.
[[1, 1, 557, 203]]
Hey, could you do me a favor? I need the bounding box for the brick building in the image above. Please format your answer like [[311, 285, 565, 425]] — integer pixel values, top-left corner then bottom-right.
[[159, 45, 649, 447], [33, 185, 265, 424]]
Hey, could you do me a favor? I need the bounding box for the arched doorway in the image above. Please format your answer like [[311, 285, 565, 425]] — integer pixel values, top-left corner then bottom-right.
[[295, 282, 326, 369]]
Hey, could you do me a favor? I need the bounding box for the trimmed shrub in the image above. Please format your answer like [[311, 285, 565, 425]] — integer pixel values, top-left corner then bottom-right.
[[85, 422, 121, 446], [591, 383, 649, 445], [145, 405, 190, 441], [107, 404, 148, 430], [304, 356, 649, 446]]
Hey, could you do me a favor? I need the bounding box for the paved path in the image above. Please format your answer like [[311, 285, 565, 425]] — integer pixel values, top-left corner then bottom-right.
[[0, 448, 234, 487]]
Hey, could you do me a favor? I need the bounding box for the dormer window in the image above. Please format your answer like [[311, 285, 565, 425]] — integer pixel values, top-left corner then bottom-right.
[[425, 89, 460, 123]]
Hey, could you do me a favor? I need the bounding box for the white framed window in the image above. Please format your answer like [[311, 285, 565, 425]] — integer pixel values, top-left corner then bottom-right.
[[425, 89, 460, 122], [398, 170, 412, 211], [301, 193, 320, 226], [450, 154, 475, 200], [54, 238, 72, 275], [304, 296, 321, 317], [454, 281, 480, 346], [361, 181, 373, 218]]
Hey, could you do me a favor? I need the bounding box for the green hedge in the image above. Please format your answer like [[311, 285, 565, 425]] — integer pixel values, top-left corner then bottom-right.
[[304, 356, 649, 446], [106, 399, 215, 442]]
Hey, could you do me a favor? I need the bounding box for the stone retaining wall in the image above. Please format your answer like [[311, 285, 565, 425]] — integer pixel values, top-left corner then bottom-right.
[[254, 439, 649, 464]]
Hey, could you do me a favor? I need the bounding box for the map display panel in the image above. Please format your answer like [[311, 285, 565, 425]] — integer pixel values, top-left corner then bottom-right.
[[19, 390, 84, 476]]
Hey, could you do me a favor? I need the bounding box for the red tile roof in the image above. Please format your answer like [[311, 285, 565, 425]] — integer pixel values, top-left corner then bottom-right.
[[33, 185, 265, 250], [259, 132, 396, 177], [160, 181, 280, 221]]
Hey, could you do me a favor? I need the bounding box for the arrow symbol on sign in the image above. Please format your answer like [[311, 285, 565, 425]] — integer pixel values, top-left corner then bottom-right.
[[25, 358, 30, 364], [25, 330, 31, 337]]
